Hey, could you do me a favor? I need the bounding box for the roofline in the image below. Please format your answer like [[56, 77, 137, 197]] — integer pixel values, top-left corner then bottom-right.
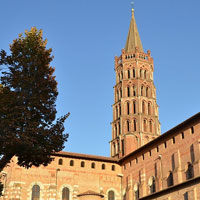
[[53, 151, 119, 163], [119, 112, 200, 163], [139, 176, 200, 200], [52, 113, 200, 164]]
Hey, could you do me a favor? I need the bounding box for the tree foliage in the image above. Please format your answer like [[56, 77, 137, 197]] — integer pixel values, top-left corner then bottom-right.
[[0, 181, 3, 196], [0, 27, 69, 171]]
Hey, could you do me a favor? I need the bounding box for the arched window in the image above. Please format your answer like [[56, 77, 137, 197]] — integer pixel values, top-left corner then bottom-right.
[[149, 176, 156, 194], [140, 69, 143, 78], [116, 90, 119, 101], [127, 70, 130, 79], [146, 87, 149, 97], [102, 164, 106, 170], [134, 119, 137, 131], [141, 86, 144, 96], [91, 162, 95, 169], [58, 159, 63, 165], [134, 183, 139, 200], [108, 190, 115, 200], [190, 144, 195, 163], [115, 124, 117, 137], [186, 162, 194, 180], [133, 68, 136, 78], [62, 187, 70, 200], [81, 161, 85, 168], [32, 185, 40, 200], [113, 143, 116, 155], [133, 101, 136, 114], [167, 171, 174, 187], [70, 160, 74, 166], [121, 71, 123, 79], [149, 120, 153, 133], [117, 141, 120, 152], [118, 122, 121, 135], [148, 102, 151, 115], [144, 70, 147, 79], [127, 121, 130, 132], [142, 101, 145, 114], [127, 87, 130, 97], [116, 106, 118, 119], [144, 120, 147, 132], [147, 87, 151, 97], [112, 165, 115, 171], [120, 88, 122, 98], [127, 102, 130, 115], [133, 86, 136, 96]]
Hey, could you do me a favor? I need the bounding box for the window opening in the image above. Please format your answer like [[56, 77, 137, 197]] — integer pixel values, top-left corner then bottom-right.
[[149, 120, 153, 133], [32, 185, 40, 200], [142, 101, 145, 114], [133, 101, 136, 114], [108, 191, 115, 200], [127, 121, 130, 132], [62, 187, 70, 200], [141, 86, 144, 96], [143, 120, 147, 132], [58, 159, 63, 165], [91, 162, 95, 169], [122, 140, 124, 156], [181, 132, 184, 139], [144, 70, 147, 79], [102, 164, 106, 170], [128, 70, 130, 79], [70, 160, 74, 166], [112, 165, 115, 171], [148, 102, 151, 115], [191, 126, 194, 134], [146, 87, 149, 97], [167, 171, 174, 187], [133, 69, 136, 78], [134, 119, 137, 131], [127, 87, 130, 97], [127, 102, 130, 115], [149, 177, 156, 194], [186, 162, 194, 180], [81, 161, 85, 168]]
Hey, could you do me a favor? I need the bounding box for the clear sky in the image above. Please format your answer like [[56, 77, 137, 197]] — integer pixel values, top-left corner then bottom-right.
[[0, 0, 200, 157]]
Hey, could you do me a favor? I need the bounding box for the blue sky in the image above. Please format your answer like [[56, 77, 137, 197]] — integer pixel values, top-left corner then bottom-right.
[[0, 0, 200, 156]]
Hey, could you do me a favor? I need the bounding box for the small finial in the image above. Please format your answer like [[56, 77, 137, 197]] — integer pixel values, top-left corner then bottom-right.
[[131, 2, 134, 16]]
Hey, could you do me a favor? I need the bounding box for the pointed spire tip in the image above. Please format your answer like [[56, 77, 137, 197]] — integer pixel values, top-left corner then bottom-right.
[[131, 8, 134, 17], [125, 4, 144, 53], [131, 1, 134, 16]]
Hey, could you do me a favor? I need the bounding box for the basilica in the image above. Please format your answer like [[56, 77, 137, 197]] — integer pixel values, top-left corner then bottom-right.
[[1, 8, 200, 200]]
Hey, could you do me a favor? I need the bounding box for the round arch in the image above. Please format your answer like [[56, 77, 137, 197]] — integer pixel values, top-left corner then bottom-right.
[[28, 181, 44, 200], [59, 184, 73, 200]]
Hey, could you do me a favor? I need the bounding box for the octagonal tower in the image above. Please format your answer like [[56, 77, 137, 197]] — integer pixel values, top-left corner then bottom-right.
[[111, 8, 160, 158]]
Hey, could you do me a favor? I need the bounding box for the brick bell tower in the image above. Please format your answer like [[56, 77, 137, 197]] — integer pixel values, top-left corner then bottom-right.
[[111, 8, 160, 158]]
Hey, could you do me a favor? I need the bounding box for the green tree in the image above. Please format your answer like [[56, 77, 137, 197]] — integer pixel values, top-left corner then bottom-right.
[[0, 182, 3, 196], [0, 27, 69, 172]]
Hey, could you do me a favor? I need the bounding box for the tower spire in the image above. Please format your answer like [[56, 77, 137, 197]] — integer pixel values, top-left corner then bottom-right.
[[110, 5, 160, 158], [125, 6, 143, 53]]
